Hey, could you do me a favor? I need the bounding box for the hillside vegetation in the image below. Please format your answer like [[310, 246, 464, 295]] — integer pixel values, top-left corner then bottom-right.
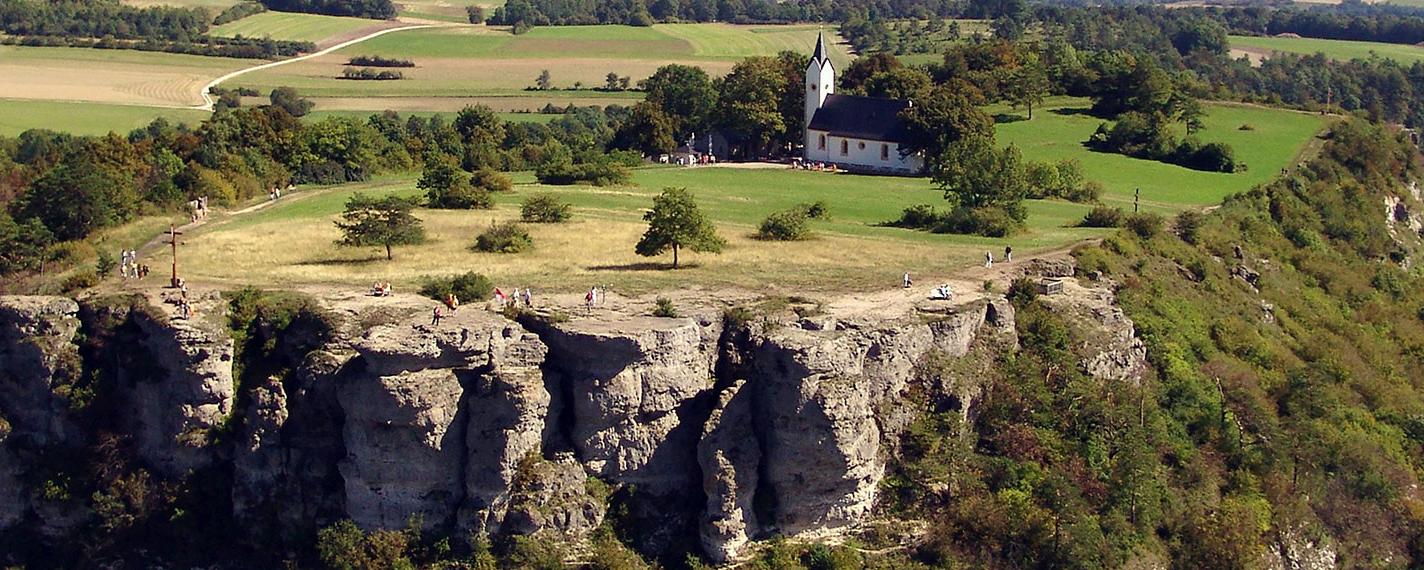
[[897, 119, 1424, 567]]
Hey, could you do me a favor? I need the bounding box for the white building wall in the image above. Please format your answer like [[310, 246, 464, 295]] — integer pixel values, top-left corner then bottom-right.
[[805, 130, 923, 174], [803, 60, 834, 154]]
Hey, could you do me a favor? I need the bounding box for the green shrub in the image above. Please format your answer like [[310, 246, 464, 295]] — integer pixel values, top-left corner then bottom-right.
[[1080, 205, 1124, 228], [1124, 212, 1165, 239], [426, 178, 493, 209], [61, 270, 98, 292], [798, 200, 830, 220], [758, 209, 811, 241], [653, 297, 678, 318], [1066, 180, 1104, 204], [469, 167, 512, 193], [938, 206, 1021, 237], [96, 250, 116, 278], [520, 193, 572, 223], [418, 272, 494, 302], [886, 204, 941, 229], [1175, 210, 1204, 244], [473, 221, 534, 253], [1006, 277, 1040, 307]]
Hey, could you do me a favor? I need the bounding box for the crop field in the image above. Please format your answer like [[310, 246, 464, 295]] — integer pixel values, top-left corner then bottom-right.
[[176, 168, 1106, 293], [0, 99, 211, 136], [234, 24, 853, 111], [0, 45, 245, 107], [210, 11, 386, 44], [303, 109, 558, 123], [1229, 34, 1424, 65], [995, 97, 1327, 209], [395, 0, 495, 22], [121, 0, 240, 8]]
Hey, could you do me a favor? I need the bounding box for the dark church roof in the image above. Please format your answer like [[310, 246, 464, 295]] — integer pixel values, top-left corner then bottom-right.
[[807, 94, 911, 143], [809, 31, 830, 69]]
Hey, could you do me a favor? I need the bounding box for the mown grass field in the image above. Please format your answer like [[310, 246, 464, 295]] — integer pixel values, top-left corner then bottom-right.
[[210, 11, 384, 44], [996, 97, 1327, 210], [395, 0, 494, 22], [120, 0, 240, 8], [236, 24, 853, 110], [0, 99, 212, 136], [0, 45, 246, 107], [1230, 34, 1424, 65]]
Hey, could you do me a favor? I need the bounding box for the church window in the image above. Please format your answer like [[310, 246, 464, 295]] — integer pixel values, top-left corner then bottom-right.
[[811, 84, 817, 91], [840, 140, 848, 155], [881, 144, 890, 160], [857, 142, 865, 150], [818, 134, 826, 150]]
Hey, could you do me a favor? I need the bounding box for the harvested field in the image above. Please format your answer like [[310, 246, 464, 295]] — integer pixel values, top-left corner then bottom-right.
[[302, 96, 631, 113], [0, 46, 244, 107]]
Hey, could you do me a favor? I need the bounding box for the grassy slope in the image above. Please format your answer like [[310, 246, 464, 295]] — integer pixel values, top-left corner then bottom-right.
[[210, 11, 379, 43], [1230, 34, 1424, 65], [996, 97, 1327, 210], [0, 99, 211, 136]]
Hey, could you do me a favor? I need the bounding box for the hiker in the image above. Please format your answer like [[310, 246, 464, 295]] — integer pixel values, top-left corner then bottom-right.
[[585, 288, 595, 311], [930, 284, 953, 300], [903, 272, 912, 289], [431, 306, 444, 326], [522, 288, 532, 307], [984, 252, 994, 268], [1004, 245, 1013, 263], [446, 293, 460, 312]]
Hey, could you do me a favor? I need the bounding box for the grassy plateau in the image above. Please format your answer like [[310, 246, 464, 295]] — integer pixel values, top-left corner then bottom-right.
[[210, 11, 384, 44], [164, 100, 1324, 293]]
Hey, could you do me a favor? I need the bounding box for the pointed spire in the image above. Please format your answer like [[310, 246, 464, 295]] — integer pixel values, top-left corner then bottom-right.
[[811, 30, 828, 67]]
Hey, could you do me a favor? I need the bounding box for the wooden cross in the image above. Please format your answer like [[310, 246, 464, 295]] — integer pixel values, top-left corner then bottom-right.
[[167, 224, 184, 288]]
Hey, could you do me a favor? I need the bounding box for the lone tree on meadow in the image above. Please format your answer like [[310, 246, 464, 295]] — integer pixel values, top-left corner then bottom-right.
[[334, 193, 425, 260], [635, 187, 725, 269]]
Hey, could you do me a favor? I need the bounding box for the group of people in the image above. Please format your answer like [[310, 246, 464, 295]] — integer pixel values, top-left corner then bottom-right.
[[584, 286, 606, 311], [119, 249, 149, 279], [370, 282, 393, 297], [268, 186, 284, 201], [187, 196, 210, 223], [162, 283, 193, 320], [494, 287, 533, 309], [985, 245, 1013, 268], [790, 159, 840, 173]]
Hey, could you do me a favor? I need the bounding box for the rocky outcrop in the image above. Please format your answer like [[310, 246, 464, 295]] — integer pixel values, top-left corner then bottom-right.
[[0, 296, 82, 448], [500, 453, 605, 538], [698, 379, 760, 562], [532, 314, 722, 491], [340, 309, 549, 532], [120, 301, 235, 477], [0, 280, 1148, 562], [1264, 527, 1337, 570]]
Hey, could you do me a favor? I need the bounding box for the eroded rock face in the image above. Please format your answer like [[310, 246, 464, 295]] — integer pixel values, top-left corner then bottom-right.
[[121, 304, 236, 477], [0, 296, 82, 448], [698, 379, 760, 562], [340, 310, 550, 532], [500, 453, 605, 538], [533, 315, 722, 491], [1038, 282, 1148, 384]]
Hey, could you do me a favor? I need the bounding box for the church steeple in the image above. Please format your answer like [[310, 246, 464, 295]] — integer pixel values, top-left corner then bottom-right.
[[810, 31, 829, 69]]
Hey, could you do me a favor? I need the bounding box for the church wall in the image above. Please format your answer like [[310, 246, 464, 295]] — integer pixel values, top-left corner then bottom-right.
[[805, 130, 923, 175]]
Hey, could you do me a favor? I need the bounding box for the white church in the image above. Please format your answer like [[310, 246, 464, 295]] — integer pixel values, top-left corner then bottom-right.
[[802, 33, 925, 176]]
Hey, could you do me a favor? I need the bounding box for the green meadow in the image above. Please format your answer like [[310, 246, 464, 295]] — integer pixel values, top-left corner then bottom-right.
[[210, 11, 382, 44], [1230, 34, 1424, 65], [0, 99, 212, 136], [995, 98, 1327, 210]]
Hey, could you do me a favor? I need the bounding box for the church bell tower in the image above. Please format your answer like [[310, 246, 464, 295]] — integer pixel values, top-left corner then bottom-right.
[[805, 31, 834, 153]]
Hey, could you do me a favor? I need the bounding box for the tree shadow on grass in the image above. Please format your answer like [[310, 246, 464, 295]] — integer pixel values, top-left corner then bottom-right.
[[295, 255, 388, 267], [586, 261, 699, 271], [994, 113, 1029, 124], [1051, 106, 1101, 118]]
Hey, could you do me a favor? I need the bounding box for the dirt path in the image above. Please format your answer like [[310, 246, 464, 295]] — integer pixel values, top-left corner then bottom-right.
[[194, 23, 442, 110]]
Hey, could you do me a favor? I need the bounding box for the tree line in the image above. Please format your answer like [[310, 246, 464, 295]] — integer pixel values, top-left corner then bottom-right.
[[486, 0, 960, 30], [0, 92, 644, 279], [0, 0, 313, 59], [258, 0, 395, 19]]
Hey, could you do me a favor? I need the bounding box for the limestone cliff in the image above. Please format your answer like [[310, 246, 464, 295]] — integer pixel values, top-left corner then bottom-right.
[[0, 268, 1150, 563]]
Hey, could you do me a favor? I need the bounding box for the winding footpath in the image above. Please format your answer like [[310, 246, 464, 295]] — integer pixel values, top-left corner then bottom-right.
[[193, 23, 438, 110]]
